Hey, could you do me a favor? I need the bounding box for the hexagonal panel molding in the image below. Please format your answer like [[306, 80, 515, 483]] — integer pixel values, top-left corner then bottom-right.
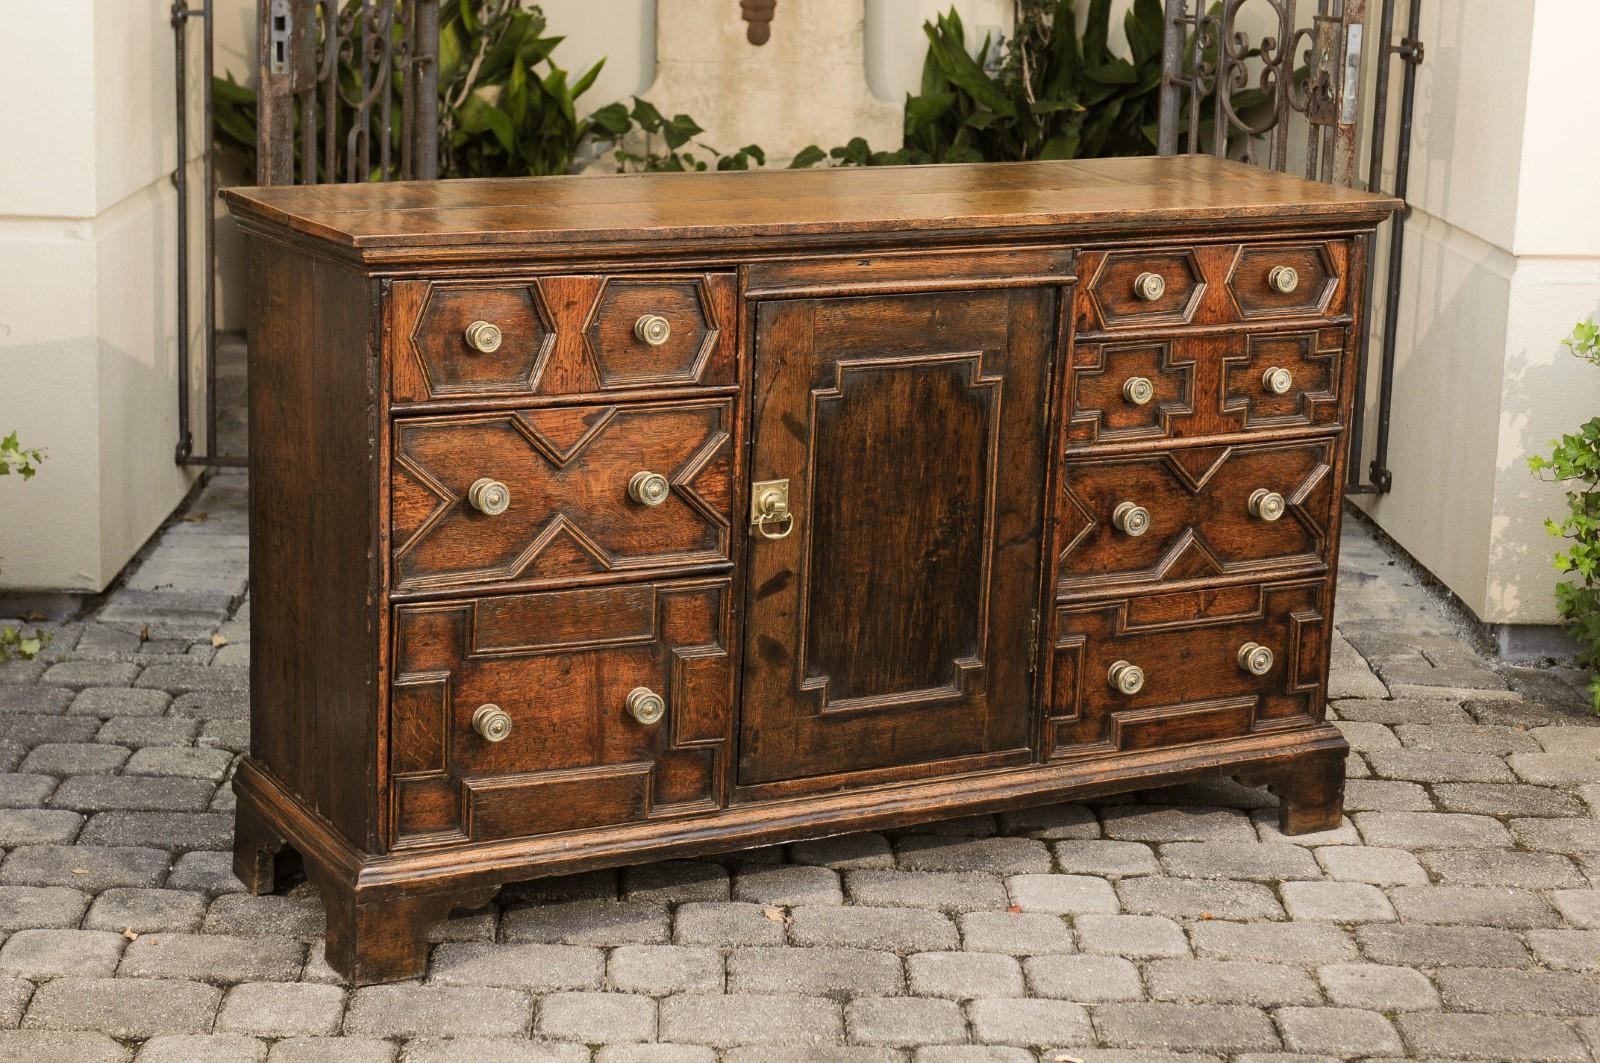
[[583, 276, 721, 388], [1085, 248, 1206, 330], [1227, 241, 1340, 319], [409, 283, 553, 398]]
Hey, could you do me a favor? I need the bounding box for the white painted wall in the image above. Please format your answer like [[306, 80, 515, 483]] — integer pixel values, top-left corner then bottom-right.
[[1354, 0, 1600, 628], [0, 0, 198, 592]]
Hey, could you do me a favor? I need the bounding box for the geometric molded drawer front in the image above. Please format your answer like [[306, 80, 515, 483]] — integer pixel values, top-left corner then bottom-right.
[[1056, 438, 1336, 596], [1046, 578, 1328, 758], [1084, 249, 1206, 330], [392, 399, 735, 592], [1074, 240, 1348, 335], [387, 578, 732, 847], [1228, 242, 1339, 319], [1068, 327, 1345, 447], [390, 272, 736, 404]]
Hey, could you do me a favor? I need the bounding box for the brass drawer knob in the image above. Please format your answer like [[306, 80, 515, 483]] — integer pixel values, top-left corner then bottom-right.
[[634, 314, 671, 346], [464, 319, 503, 354], [1262, 366, 1294, 395], [1133, 272, 1167, 302], [1248, 488, 1286, 522], [1238, 642, 1275, 676], [1268, 265, 1300, 294], [1122, 376, 1155, 406], [628, 471, 671, 507], [1108, 660, 1145, 695], [1112, 501, 1151, 537], [472, 703, 513, 742], [626, 686, 666, 725], [467, 478, 511, 516]]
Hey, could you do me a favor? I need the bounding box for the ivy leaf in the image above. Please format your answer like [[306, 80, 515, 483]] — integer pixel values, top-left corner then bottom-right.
[[589, 102, 631, 137], [788, 145, 827, 168]]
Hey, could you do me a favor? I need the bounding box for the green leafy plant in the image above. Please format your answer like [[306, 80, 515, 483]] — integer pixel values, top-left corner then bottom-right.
[[601, 98, 769, 173], [0, 432, 44, 480], [798, 0, 1273, 167], [213, 1, 765, 179], [0, 432, 48, 663], [1528, 319, 1600, 713]]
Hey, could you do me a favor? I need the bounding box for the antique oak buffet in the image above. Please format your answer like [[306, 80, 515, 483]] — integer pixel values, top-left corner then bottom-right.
[[223, 156, 1399, 983]]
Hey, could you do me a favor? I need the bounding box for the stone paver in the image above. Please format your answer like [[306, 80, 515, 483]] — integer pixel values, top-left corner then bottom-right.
[[4, 476, 1600, 1057]]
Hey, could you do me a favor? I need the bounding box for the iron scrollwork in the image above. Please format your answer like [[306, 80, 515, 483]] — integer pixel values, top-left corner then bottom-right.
[[1157, 0, 1365, 187]]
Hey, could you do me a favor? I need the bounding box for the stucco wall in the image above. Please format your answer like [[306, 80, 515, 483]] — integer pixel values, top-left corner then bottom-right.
[[1353, 0, 1600, 629], [0, 0, 198, 593]]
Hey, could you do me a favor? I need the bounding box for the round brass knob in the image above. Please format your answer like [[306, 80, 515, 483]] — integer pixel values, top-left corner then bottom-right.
[[1122, 376, 1155, 406], [1108, 660, 1145, 696], [472, 704, 513, 742], [626, 686, 666, 725], [1262, 366, 1294, 395], [467, 478, 511, 516], [628, 471, 671, 507], [1112, 501, 1151, 537], [1238, 642, 1275, 676], [1133, 272, 1167, 302], [1268, 265, 1300, 294], [634, 314, 671, 346], [464, 320, 503, 354], [1248, 488, 1286, 522]]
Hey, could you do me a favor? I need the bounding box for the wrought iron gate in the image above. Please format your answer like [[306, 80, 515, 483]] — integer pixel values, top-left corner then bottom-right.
[[256, 0, 441, 185], [1154, 0, 1424, 494], [172, 0, 443, 466]]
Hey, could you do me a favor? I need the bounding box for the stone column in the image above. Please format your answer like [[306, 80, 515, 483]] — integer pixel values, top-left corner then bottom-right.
[[644, 0, 902, 162]]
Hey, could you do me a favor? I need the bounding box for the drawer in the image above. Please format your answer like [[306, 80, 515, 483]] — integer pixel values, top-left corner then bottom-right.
[[387, 578, 733, 847], [1076, 240, 1348, 334], [389, 272, 737, 404], [1046, 578, 1329, 758], [1056, 438, 1336, 596], [392, 398, 736, 593], [1067, 326, 1346, 447]]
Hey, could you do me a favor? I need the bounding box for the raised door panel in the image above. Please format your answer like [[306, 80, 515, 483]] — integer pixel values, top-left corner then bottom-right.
[[738, 288, 1056, 790], [392, 399, 735, 592], [387, 578, 732, 847]]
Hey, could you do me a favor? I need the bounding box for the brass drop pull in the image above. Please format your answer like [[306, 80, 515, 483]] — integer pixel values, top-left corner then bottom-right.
[[1122, 376, 1155, 406], [1268, 265, 1300, 294], [1112, 501, 1151, 537], [750, 478, 795, 540], [634, 314, 671, 346], [1248, 488, 1286, 522], [1238, 642, 1275, 676], [1133, 272, 1167, 301], [626, 686, 666, 725], [628, 471, 671, 507], [468, 478, 511, 516], [1108, 660, 1145, 695], [1262, 366, 1294, 395], [464, 320, 503, 354], [472, 704, 513, 742]]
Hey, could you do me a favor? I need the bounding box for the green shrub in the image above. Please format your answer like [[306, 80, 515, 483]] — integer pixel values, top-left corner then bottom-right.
[[0, 431, 49, 663], [1528, 319, 1600, 713], [797, 0, 1271, 167]]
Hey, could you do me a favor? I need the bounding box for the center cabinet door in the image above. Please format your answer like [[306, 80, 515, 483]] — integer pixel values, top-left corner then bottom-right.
[[738, 288, 1058, 790]]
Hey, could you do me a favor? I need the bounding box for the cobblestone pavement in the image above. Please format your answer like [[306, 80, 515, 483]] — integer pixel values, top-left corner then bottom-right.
[[2, 471, 1599, 1062]]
